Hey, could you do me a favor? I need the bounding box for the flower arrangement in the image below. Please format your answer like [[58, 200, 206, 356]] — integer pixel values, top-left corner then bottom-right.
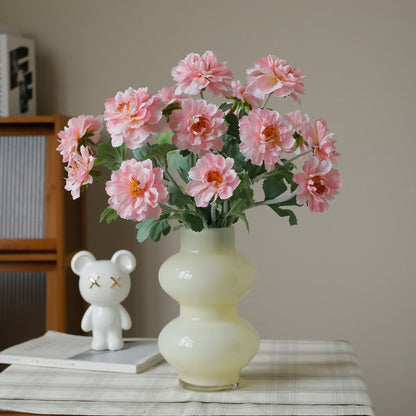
[[57, 51, 342, 242]]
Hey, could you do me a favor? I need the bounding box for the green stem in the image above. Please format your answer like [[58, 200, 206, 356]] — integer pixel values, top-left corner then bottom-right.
[[221, 201, 235, 228], [93, 175, 107, 185], [261, 93, 273, 109], [161, 204, 209, 229], [252, 149, 313, 183], [219, 200, 229, 227], [191, 153, 197, 166], [211, 204, 217, 226], [246, 189, 297, 210], [283, 149, 313, 166], [252, 170, 270, 183]]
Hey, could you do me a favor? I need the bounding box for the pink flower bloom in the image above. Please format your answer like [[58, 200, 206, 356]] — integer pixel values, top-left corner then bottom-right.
[[185, 153, 240, 207], [104, 87, 166, 149], [229, 80, 263, 109], [156, 87, 187, 107], [105, 159, 169, 222], [307, 119, 340, 164], [239, 108, 295, 171], [293, 157, 342, 213], [169, 99, 226, 155], [283, 110, 312, 153], [64, 146, 95, 200], [172, 50, 234, 96], [57, 115, 102, 163], [246, 55, 305, 103]]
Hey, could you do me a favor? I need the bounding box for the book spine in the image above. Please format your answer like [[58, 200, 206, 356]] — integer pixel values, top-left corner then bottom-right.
[[0, 35, 8, 116]]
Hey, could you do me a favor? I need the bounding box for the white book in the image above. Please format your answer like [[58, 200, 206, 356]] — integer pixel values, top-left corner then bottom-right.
[[0, 331, 163, 374], [0, 33, 36, 116]]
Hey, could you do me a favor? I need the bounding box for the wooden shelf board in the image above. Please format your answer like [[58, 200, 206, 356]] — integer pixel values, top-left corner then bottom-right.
[[0, 239, 56, 252], [0, 252, 57, 263]]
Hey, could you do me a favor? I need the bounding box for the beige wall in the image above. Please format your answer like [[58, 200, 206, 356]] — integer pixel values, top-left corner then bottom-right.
[[2, 0, 415, 414]]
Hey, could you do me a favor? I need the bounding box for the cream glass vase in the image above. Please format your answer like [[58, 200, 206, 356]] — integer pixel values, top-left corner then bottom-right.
[[158, 227, 260, 391]]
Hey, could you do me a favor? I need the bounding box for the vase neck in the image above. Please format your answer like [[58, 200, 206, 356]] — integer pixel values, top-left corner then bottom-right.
[[180, 227, 235, 252]]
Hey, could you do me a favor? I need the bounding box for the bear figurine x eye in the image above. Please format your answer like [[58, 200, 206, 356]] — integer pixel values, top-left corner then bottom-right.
[[71, 250, 136, 351]]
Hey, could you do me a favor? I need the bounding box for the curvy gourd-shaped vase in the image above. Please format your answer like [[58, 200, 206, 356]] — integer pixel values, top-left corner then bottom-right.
[[158, 227, 260, 391]]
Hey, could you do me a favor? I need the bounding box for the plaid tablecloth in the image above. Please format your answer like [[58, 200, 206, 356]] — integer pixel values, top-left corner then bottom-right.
[[0, 340, 374, 416]]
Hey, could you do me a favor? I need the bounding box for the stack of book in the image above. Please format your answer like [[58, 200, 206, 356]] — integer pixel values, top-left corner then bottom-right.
[[0, 331, 163, 373]]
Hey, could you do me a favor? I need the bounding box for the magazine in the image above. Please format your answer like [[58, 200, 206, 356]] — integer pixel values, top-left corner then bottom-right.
[[0, 331, 163, 373]]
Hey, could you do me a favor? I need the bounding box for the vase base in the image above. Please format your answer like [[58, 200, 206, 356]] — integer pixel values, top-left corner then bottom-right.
[[179, 378, 239, 392]]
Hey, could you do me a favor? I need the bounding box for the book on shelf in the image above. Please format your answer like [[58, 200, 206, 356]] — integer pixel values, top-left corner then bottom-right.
[[0, 33, 36, 116], [0, 331, 163, 374]]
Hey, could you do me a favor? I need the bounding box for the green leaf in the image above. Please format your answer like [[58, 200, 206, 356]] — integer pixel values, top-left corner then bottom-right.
[[269, 204, 298, 225], [238, 108, 248, 118], [149, 218, 171, 242], [168, 183, 191, 207], [246, 160, 266, 180], [182, 213, 204, 232], [219, 102, 233, 112], [221, 134, 245, 172], [293, 131, 306, 150], [263, 176, 287, 200], [132, 145, 149, 162], [168, 150, 192, 182], [224, 113, 240, 139], [78, 137, 96, 149], [99, 206, 118, 224], [233, 178, 254, 207], [89, 168, 102, 178], [96, 141, 126, 170], [136, 219, 156, 243], [231, 211, 250, 232], [162, 102, 181, 121], [146, 143, 177, 169], [264, 164, 295, 184], [157, 131, 174, 145], [136, 216, 172, 243]]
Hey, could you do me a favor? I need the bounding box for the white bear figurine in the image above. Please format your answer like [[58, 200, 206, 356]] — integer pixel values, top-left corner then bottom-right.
[[71, 250, 136, 351]]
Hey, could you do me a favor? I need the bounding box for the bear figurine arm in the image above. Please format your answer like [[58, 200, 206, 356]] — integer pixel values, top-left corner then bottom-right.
[[119, 305, 132, 330], [81, 305, 94, 332]]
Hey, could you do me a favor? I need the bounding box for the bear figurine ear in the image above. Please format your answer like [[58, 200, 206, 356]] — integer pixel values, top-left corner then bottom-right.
[[71, 251, 96, 276], [111, 250, 136, 273]]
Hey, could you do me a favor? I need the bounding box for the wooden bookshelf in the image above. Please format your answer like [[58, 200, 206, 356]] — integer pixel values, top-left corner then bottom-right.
[[0, 115, 85, 350]]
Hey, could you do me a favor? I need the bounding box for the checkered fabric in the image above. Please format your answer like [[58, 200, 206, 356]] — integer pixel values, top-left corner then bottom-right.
[[0, 340, 374, 415]]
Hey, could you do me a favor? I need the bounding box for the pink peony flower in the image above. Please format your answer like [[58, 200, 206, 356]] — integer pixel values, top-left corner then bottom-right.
[[283, 110, 312, 153], [246, 55, 305, 103], [169, 99, 226, 155], [156, 87, 187, 107], [306, 118, 340, 164], [239, 108, 295, 171], [104, 87, 166, 149], [57, 115, 102, 163], [185, 153, 240, 207], [64, 146, 95, 200], [171, 50, 234, 96], [229, 80, 263, 109], [105, 159, 169, 222], [293, 157, 342, 213]]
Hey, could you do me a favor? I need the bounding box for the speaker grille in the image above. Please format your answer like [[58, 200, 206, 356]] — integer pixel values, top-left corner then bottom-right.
[[0, 271, 46, 351], [0, 135, 46, 238]]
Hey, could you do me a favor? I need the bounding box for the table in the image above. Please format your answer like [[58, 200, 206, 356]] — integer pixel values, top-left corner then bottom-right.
[[0, 340, 374, 416]]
